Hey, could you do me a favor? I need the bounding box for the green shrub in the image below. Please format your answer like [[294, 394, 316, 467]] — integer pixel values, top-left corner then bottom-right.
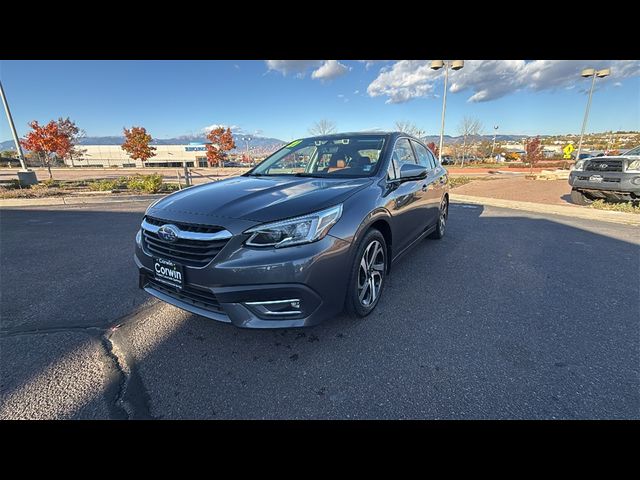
[[590, 200, 640, 214], [449, 176, 475, 188], [125, 174, 164, 193], [89, 179, 121, 191]]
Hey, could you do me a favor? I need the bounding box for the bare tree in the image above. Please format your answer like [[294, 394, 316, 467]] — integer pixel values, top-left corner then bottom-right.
[[394, 121, 425, 139], [308, 119, 337, 136], [457, 116, 484, 167]]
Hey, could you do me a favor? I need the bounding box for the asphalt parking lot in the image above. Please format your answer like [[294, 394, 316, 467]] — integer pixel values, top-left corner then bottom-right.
[[0, 200, 638, 419]]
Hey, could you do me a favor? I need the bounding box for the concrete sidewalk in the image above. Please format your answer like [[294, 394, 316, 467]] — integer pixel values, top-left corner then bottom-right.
[[0, 193, 165, 208], [451, 194, 640, 226]]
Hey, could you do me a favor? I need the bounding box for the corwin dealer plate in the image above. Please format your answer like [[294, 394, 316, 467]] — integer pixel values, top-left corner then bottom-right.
[[153, 258, 184, 289]]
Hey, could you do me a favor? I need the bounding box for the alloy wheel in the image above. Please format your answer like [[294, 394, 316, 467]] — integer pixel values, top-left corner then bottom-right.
[[357, 240, 385, 307], [438, 198, 448, 235]]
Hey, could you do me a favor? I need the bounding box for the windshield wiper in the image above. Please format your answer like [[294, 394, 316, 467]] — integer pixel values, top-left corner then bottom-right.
[[293, 172, 327, 178]]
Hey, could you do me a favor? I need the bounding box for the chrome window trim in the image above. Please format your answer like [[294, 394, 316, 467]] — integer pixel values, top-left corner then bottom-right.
[[141, 218, 232, 241]]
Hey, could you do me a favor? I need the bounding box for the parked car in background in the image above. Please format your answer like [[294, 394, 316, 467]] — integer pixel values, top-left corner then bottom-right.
[[223, 161, 244, 167], [441, 155, 454, 165], [135, 132, 450, 328], [568, 145, 640, 205]]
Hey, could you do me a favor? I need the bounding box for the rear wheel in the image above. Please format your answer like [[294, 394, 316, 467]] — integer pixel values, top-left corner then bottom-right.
[[570, 188, 594, 206], [345, 229, 387, 318], [429, 196, 448, 239]]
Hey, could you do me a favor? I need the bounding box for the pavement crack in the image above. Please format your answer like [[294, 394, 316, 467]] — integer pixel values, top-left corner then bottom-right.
[[103, 326, 155, 420], [101, 331, 130, 419]]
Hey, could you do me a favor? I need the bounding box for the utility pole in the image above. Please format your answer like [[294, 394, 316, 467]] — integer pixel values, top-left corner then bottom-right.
[[0, 80, 38, 185], [490, 125, 499, 161]]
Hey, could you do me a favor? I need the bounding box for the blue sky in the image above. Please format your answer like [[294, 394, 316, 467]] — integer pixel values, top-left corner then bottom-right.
[[1, 60, 638, 142]]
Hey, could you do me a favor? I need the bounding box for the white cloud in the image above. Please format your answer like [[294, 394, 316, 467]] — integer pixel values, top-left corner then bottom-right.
[[358, 60, 377, 70], [354, 89, 360, 94], [614, 81, 623, 87], [311, 60, 350, 80], [265, 60, 324, 76], [265, 60, 350, 81], [367, 60, 640, 103], [202, 124, 241, 133], [367, 60, 437, 103]]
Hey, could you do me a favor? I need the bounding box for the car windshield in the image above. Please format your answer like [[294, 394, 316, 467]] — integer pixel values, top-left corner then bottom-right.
[[247, 134, 386, 178], [624, 146, 640, 156]]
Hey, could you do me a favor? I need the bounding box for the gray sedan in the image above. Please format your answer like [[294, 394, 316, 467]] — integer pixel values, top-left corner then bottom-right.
[[135, 131, 449, 328]]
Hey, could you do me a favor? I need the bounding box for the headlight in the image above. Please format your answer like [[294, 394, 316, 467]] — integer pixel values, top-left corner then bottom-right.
[[245, 204, 343, 248], [573, 160, 586, 171], [626, 160, 640, 172], [135, 229, 142, 246]]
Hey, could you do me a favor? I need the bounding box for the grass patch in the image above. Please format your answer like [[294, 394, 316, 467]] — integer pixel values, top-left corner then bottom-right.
[[1, 173, 174, 199], [449, 176, 475, 188], [590, 200, 640, 214]]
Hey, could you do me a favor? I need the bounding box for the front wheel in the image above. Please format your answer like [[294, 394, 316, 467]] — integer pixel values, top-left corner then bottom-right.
[[570, 188, 594, 206], [429, 196, 448, 239], [345, 229, 387, 318]]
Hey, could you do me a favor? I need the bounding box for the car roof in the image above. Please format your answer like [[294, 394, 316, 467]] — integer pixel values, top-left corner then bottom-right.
[[303, 131, 420, 142]]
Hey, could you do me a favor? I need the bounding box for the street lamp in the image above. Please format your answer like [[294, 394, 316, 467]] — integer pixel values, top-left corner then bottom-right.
[[243, 136, 252, 164], [0, 80, 38, 185], [430, 60, 464, 162], [575, 67, 610, 163], [490, 125, 499, 161]]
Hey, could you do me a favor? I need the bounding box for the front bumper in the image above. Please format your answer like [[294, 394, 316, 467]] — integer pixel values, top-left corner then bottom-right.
[[569, 171, 640, 198], [135, 233, 352, 328]]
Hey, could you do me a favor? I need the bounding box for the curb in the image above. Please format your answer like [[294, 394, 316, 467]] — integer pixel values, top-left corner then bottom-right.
[[0, 194, 166, 208], [450, 194, 640, 226]]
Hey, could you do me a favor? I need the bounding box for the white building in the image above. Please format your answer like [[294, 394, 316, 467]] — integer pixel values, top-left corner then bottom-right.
[[68, 144, 212, 168]]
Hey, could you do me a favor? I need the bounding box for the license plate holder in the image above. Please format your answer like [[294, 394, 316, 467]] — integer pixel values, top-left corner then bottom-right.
[[589, 175, 603, 183], [153, 258, 184, 289]]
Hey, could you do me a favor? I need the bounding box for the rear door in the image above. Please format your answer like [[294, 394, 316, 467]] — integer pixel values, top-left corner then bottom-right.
[[411, 140, 441, 226]]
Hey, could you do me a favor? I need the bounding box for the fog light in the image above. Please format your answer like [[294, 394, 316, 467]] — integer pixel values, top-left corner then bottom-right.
[[631, 177, 640, 185], [244, 299, 302, 317]]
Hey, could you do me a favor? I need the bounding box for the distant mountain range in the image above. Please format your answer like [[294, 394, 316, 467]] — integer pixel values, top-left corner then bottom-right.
[[0, 133, 545, 152], [0, 133, 287, 152]]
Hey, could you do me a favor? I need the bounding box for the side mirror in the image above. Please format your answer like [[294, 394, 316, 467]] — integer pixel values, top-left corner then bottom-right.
[[399, 163, 428, 180]]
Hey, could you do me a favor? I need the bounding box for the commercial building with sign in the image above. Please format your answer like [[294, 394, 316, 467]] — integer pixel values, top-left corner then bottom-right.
[[67, 144, 213, 168]]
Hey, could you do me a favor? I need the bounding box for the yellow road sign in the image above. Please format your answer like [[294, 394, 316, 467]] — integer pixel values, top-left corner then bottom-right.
[[563, 144, 575, 159]]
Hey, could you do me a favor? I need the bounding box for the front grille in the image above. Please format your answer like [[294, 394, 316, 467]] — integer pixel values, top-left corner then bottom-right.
[[145, 216, 224, 234], [145, 276, 225, 314], [577, 176, 621, 183], [142, 216, 229, 267], [585, 160, 623, 172]]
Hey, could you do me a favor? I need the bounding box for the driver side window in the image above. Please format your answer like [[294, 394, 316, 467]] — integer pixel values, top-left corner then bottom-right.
[[388, 138, 417, 180]]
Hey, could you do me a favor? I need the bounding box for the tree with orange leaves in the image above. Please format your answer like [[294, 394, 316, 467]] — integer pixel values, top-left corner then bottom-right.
[[21, 120, 71, 179], [525, 136, 543, 173], [121, 126, 156, 167], [206, 127, 236, 167], [427, 142, 439, 158]]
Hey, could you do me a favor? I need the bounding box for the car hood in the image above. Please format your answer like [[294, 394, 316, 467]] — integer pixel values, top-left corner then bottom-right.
[[148, 175, 373, 224]]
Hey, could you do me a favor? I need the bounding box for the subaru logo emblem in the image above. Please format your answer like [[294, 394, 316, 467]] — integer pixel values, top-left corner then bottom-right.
[[599, 164, 608, 169], [157, 224, 179, 243]]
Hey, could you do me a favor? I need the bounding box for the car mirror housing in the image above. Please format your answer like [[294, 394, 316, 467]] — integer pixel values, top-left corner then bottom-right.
[[399, 163, 428, 180]]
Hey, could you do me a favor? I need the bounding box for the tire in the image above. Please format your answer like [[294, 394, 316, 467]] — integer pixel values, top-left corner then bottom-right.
[[345, 229, 388, 318], [570, 188, 594, 206], [429, 195, 448, 239]]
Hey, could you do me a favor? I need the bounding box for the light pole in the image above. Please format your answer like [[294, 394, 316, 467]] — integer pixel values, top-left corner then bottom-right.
[[575, 67, 610, 162], [0, 80, 38, 185], [490, 125, 499, 161], [243, 136, 252, 164], [430, 60, 464, 162]]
